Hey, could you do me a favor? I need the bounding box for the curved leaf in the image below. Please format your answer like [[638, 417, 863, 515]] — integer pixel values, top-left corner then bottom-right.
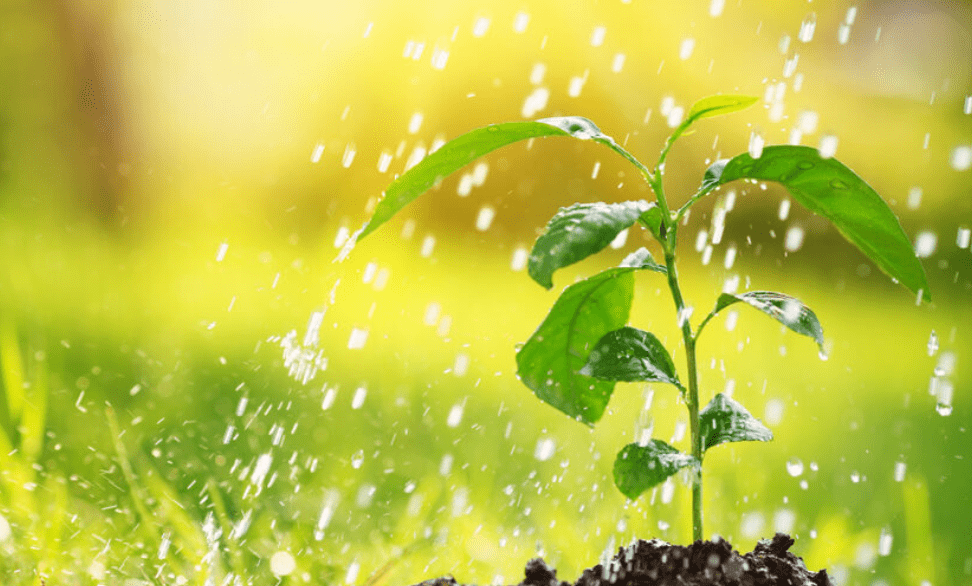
[[528, 201, 652, 289], [686, 95, 759, 123], [699, 393, 773, 452], [358, 116, 619, 241], [638, 206, 666, 244], [714, 291, 824, 351], [619, 247, 667, 274], [702, 146, 930, 301], [580, 327, 680, 387], [515, 267, 635, 426], [613, 441, 699, 500]]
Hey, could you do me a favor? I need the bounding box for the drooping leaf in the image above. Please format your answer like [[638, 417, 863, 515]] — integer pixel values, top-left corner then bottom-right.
[[528, 201, 652, 289], [714, 291, 824, 351], [358, 117, 621, 241], [701, 146, 930, 301], [619, 247, 667, 274], [613, 441, 699, 500], [699, 393, 773, 452], [515, 267, 635, 426], [637, 205, 666, 243], [580, 327, 680, 387], [686, 95, 760, 123]]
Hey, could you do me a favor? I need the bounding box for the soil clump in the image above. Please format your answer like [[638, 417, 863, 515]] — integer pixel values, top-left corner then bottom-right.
[[413, 533, 831, 586]]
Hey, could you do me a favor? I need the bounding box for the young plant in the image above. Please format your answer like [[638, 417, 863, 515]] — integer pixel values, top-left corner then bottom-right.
[[348, 95, 930, 542]]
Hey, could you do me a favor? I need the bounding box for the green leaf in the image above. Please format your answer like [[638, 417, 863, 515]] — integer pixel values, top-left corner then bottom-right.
[[358, 117, 616, 241], [580, 327, 680, 386], [637, 206, 666, 243], [528, 201, 652, 289], [699, 393, 773, 452], [613, 441, 699, 500], [702, 146, 930, 301], [686, 95, 760, 123], [516, 267, 636, 426], [714, 291, 824, 351], [619, 247, 667, 274]]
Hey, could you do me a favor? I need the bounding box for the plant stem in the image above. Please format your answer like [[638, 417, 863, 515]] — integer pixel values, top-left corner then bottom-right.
[[650, 135, 704, 542], [662, 248, 704, 542]]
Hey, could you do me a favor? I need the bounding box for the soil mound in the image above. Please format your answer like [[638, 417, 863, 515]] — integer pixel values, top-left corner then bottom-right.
[[414, 533, 831, 586]]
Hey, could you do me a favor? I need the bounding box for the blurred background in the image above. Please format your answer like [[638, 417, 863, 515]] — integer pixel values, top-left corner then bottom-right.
[[0, 0, 970, 584]]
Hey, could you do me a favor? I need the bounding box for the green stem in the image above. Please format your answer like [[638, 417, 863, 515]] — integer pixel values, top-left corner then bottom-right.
[[663, 249, 704, 542], [597, 138, 657, 192], [649, 125, 704, 542]]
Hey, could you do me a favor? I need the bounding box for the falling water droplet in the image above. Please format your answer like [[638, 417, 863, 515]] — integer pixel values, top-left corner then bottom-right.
[[679, 38, 695, 60], [784, 225, 805, 252], [347, 327, 369, 350], [351, 386, 367, 409], [837, 23, 851, 44], [158, 533, 171, 560], [907, 186, 923, 210], [511, 247, 529, 271], [270, 551, 297, 576], [879, 527, 893, 556], [568, 75, 586, 98], [611, 53, 626, 73], [216, 242, 229, 262], [709, 0, 725, 17], [927, 331, 939, 356], [420, 235, 436, 258], [798, 13, 817, 43], [534, 437, 556, 461], [590, 26, 606, 47], [957, 227, 971, 249], [749, 129, 765, 159], [513, 12, 530, 33], [786, 458, 805, 477], [819, 134, 838, 158], [431, 47, 449, 70], [521, 87, 550, 118], [342, 143, 357, 168], [321, 387, 337, 410], [351, 450, 364, 469], [530, 63, 546, 85], [667, 106, 684, 128], [914, 231, 937, 258], [447, 403, 465, 427], [893, 461, 907, 482], [950, 145, 972, 171], [472, 17, 490, 38], [935, 381, 953, 416], [408, 112, 424, 134], [476, 206, 496, 231], [845, 6, 858, 25], [724, 245, 737, 270]]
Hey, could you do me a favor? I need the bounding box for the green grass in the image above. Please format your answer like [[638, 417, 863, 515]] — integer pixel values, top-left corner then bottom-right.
[[0, 230, 968, 585]]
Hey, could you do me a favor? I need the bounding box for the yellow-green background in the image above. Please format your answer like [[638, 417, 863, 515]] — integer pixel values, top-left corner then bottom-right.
[[0, 0, 970, 584]]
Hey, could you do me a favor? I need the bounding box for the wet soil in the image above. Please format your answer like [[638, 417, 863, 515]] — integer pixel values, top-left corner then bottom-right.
[[414, 533, 831, 586]]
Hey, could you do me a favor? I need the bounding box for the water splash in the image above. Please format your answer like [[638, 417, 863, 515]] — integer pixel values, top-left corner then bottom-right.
[[273, 309, 330, 385]]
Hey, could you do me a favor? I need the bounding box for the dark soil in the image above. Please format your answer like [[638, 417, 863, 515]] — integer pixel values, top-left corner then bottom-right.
[[414, 533, 831, 586]]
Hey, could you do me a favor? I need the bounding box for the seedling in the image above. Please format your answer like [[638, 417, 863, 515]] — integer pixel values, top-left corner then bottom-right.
[[348, 95, 929, 542]]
